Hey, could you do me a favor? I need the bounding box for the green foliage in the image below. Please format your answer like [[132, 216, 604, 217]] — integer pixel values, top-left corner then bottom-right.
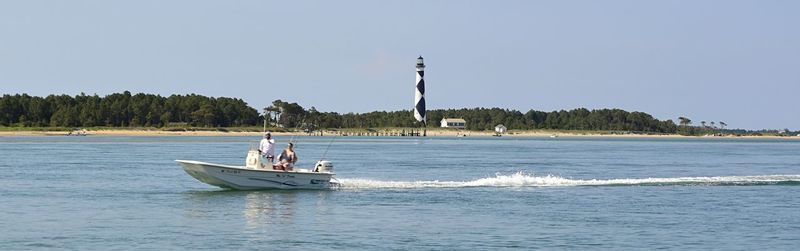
[[425, 107, 676, 133], [271, 104, 677, 133], [0, 92, 259, 128], [1, 93, 677, 133]]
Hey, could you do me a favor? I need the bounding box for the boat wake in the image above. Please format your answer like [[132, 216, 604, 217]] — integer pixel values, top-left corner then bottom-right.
[[333, 172, 800, 189]]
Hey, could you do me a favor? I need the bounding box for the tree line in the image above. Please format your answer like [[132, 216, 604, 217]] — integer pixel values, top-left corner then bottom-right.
[[265, 100, 679, 133], [1, 93, 680, 133], [0, 92, 259, 127]]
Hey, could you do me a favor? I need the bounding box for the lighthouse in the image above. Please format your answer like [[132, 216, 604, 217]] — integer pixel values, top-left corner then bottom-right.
[[414, 56, 427, 136]]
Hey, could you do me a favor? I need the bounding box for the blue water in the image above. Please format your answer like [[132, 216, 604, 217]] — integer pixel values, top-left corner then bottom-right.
[[1, 136, 799, 250]]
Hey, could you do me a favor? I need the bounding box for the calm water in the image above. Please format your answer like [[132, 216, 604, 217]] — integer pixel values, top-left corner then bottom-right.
[[1, 136, 799, 250]]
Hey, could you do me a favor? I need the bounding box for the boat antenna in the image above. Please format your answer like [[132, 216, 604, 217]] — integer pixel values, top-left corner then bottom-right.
[[262, 109, 268, 134], [319, 135, 337, 162], [289, 115, 307, 144]]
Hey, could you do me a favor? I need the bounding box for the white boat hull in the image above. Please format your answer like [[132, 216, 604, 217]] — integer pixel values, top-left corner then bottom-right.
[[176, 160, 335, 190]]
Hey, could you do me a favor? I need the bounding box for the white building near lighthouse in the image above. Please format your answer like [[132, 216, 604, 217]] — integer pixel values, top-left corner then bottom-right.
[[495, 124, 507, 134], [441, 118, 466, 129]]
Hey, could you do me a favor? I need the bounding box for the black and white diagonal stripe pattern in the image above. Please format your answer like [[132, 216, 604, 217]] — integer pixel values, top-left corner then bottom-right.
[[414, 56, 426, 125]]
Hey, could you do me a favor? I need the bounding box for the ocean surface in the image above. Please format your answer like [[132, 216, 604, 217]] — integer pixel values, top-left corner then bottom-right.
[[1, 136, 799, 250]]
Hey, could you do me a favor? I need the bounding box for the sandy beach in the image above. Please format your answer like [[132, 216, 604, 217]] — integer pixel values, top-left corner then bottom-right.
[[0, 129, 265, 137], [1, 128, 796, 139]]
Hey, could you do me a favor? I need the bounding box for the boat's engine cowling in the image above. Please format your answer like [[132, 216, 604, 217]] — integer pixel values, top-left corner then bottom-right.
[[314, 161, 333, 173]]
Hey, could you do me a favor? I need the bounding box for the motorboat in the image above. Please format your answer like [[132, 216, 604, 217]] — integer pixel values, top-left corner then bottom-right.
[[176, 145, 335, 190]]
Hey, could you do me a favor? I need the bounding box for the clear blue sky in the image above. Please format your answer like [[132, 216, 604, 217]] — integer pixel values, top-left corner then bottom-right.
[[1, 1, 798, 130]]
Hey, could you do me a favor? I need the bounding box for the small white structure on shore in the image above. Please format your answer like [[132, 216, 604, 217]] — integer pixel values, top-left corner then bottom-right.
[[441, 118, 466, 129], [494, 124, 507, 134]]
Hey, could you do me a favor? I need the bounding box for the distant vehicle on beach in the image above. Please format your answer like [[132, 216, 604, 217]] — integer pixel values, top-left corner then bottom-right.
[[67, 128, 87, 136]]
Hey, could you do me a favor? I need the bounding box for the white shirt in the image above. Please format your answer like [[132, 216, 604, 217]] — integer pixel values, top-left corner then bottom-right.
[[259, 138, 275, 157]]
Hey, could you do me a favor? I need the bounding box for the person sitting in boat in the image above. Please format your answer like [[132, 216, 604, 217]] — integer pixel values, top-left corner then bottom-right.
[[258, 132, 275, 167], [274, 143, 297, 171]]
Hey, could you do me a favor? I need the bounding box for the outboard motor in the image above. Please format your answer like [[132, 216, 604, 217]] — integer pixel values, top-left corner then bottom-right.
[[314, 160, 334, 173]]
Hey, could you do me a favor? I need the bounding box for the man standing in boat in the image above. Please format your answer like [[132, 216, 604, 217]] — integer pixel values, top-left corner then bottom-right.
[[258, 132, 275, 168]]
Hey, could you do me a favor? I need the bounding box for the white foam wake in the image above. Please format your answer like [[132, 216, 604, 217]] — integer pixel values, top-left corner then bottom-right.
[[333, 172, 800, 190]]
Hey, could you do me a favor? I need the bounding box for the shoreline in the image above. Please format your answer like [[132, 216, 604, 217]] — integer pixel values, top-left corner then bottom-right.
[[1, 128, 797, 139]]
